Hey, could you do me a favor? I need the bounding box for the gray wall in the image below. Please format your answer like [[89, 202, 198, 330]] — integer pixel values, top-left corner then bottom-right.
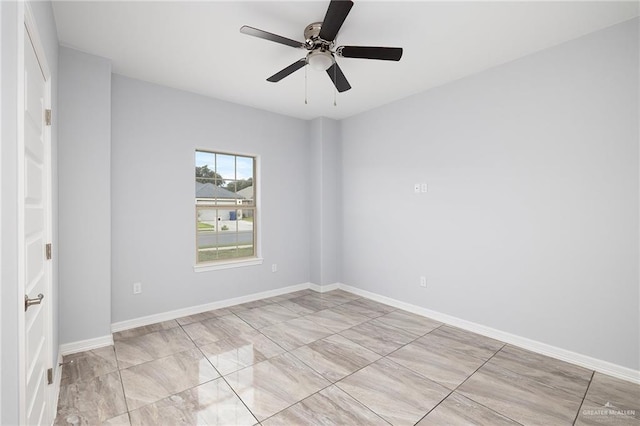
[[309, 117, 342, 286], [110, 75, 310, 323], [58, 47, 112, 344], [341, 18, 639, 370], [1, 1, 58, 424]]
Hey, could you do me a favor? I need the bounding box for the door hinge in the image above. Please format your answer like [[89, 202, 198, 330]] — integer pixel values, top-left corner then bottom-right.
[[45, 243, 52, 260], [47, 368, 53, 385], [45, 109, 52, 126]]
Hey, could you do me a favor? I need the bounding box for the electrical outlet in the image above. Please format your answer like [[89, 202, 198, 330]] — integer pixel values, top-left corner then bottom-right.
[[271, 264, 278, 273], [421, 183, 428, 193], [133, 282, 142, 294], [420, 276, 427, 288]]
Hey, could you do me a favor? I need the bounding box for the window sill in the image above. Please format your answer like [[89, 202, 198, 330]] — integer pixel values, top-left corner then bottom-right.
[[194, 257, 263, 272]]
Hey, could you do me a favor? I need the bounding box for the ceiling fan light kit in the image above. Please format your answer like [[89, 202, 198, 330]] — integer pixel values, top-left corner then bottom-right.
[[240, 0, 403, 97], [307, 50, 334, 71]]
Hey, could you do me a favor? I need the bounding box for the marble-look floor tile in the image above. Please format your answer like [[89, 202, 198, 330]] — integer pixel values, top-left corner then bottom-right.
[[302, 308, 369, 333], [457, 361, 584, 425], [62, 295, 640, 426], [387, 334, 486, 389], [575, 397, 640, 425], [114, 327, 195, 369], [224, 352, 330, 421], [584, 372, 640, 420], [428, 325, 504, 360], [229, 299, 268, 312], [56, 371, 127, 425], [120, 348, 219, 411], [339, 318, 417, 356], [290, 334, 381, 382], [260, 294, 296, 304], [489, 344, 592, 397], [288, 295, 339, 312], [336, 358, 449, 426], [113, 320, 179, 341], [374, 310, 441, 337], [199, 330, 285, 375], [56, 412, 131, 426], [129, 378, 257, 426], [310, 291, 359, 306], [275, 299, 317, 315], [235, 304, 299, 329], [262, 385, 387, 426], [325, 289, 360, 300], [103, 413, 131, 425], [182, 315, 255, 346], [260, 317, 333, 351], [331, 299, 394, 318], [416, 392, 519, 426], [176, 309, 233, 326], [61, 346, 119, 385], [346, 297, 395, 314]]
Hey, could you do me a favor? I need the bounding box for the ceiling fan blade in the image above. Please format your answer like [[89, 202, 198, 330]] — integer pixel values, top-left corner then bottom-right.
[[338, 46, 403, 61], [318, 0, 354, 42], [267, 59, 307, 82], [240, 26, 305, 49], [326, 62, 351, 92]]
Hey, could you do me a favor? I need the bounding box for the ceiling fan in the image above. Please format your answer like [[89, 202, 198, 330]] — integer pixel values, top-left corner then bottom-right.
[[240, 0, 403, 93]]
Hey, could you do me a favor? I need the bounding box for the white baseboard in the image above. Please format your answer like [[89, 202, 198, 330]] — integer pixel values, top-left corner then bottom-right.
[[309, 282, 340, 293], [63, 280, 638, 385], [59, 334, 114, 356], [338, 283, 640, 385], [111, 282, 311, 333]]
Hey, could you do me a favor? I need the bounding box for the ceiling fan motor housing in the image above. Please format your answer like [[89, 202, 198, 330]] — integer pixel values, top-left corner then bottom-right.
[[304, 22, 333, 51]]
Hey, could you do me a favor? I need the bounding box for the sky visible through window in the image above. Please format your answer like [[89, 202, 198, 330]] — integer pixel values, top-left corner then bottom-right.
[[195, 151, 253, 180]]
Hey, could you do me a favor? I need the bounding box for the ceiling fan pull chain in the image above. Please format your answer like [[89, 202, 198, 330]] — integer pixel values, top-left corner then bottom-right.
[[305, 64, 308, 105], [333, 64, 337, 106]]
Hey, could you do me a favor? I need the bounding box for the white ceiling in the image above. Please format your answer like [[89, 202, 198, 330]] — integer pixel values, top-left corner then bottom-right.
[[52, 1, 639, 120]]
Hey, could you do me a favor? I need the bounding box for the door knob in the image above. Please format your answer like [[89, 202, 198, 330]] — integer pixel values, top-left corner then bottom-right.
[[25, 293, 44, 311]]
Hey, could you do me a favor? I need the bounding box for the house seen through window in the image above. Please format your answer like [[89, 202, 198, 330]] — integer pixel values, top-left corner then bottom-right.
[[195, 150, 256, 264]]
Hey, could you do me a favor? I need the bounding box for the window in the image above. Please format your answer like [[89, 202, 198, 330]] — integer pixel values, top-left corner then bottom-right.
[[195, 150, 256, 266]]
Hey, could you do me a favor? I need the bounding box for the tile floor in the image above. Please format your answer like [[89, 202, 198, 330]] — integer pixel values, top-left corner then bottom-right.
[[55, 289, 640, 425]]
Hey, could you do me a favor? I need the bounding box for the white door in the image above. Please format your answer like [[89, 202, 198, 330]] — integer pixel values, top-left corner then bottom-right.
[[23, 22, 52, 426]]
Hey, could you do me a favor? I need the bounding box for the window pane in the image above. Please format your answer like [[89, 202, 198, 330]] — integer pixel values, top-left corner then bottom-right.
[[240, 208, 255, 221], [232, 178, 253, 201], [238, 185, 253, 202], [197, 207, 217, 231], [225, 180, 238, 194], [218, 209, 238, 232], [196, 180, 225, 199], [195, 151, 215, 183], [238, 213, 253, 237], [197, 207, 218, 262], [238, 230, 254, 259], [238, 214, 254, 258], [195, 151, 215, 170], [217, 154, 236, 180], [236, 157, 254, 203], [236, 156, 253, 180]]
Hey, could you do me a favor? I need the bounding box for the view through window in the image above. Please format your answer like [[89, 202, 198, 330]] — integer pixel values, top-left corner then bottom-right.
[[195, 150, 256, 264]]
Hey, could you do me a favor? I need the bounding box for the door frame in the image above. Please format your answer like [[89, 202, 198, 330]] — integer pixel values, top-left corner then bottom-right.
[[18, 3, 54, 424]]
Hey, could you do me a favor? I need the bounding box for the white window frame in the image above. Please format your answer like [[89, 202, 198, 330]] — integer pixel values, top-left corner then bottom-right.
[[193, 150, 262, 272]]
